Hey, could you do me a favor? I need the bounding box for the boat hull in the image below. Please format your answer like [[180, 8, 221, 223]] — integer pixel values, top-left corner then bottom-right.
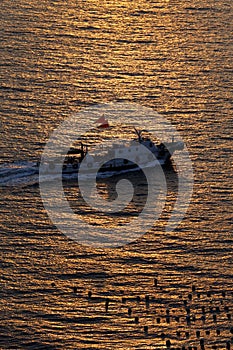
[[40, 157, 168, 180]]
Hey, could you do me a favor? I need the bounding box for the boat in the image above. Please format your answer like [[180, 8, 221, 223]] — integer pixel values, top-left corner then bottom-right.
[[40, 128, 184, 178]]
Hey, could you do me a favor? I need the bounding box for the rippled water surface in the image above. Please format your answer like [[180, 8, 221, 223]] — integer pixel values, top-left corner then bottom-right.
[[0, 0, 232, 349]]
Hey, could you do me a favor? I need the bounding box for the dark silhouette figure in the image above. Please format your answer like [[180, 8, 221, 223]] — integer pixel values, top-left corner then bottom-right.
[[105, 298, 109, 312]]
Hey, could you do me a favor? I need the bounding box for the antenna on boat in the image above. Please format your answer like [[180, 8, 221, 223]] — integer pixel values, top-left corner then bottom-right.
[[134, 127, 142, 142]]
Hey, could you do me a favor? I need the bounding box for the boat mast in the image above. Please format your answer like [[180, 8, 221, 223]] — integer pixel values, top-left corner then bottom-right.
[[134, 127, 143, 143]]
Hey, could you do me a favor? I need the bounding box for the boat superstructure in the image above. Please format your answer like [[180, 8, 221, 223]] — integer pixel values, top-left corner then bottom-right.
[[40, 128, 184, 177]]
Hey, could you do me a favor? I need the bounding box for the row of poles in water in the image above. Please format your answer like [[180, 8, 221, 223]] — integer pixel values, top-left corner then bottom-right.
[[65, 278, 233, 349]]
